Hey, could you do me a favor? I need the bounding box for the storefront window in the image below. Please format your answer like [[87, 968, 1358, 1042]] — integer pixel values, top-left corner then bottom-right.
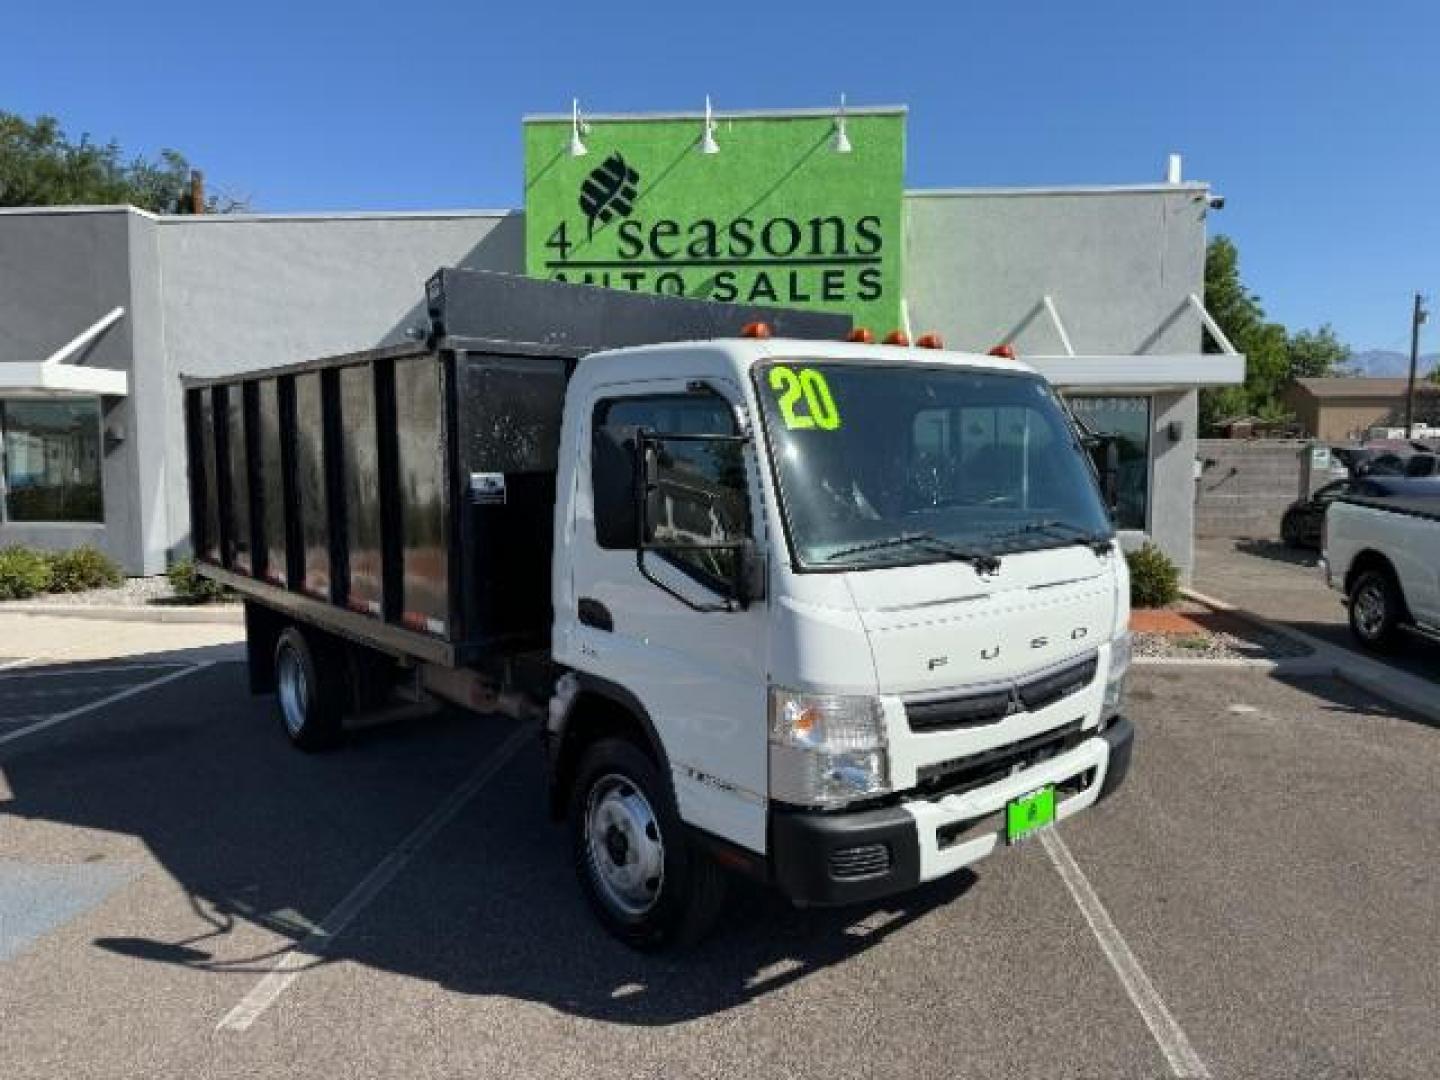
[[2, 399, 103, 523], [1065, 395, 1151, 530]]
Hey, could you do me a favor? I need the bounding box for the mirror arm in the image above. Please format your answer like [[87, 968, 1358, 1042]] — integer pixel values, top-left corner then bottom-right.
[[634, 549, 738, 613]]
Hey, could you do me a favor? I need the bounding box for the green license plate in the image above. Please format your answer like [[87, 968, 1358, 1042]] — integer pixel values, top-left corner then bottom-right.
[[1006, 785, 1056, 844]]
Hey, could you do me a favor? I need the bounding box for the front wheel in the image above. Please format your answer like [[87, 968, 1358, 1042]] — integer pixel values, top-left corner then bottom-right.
[[1348, 569, 1403, 652], [569, 738, 725, 950]]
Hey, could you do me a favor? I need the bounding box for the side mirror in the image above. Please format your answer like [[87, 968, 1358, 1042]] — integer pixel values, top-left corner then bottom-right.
[[1081, 432, 1122, 516], [1101, 438, 1121, 516]]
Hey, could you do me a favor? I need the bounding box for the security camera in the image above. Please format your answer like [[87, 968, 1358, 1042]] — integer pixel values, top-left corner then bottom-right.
[[1207, 193, 1226, 210]]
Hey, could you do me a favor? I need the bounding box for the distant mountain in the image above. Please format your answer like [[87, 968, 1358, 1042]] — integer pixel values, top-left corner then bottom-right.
[[1347, 349, 1440, 377]]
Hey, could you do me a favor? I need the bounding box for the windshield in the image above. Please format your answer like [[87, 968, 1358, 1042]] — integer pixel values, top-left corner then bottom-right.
[[754, 361, 1112, 570]]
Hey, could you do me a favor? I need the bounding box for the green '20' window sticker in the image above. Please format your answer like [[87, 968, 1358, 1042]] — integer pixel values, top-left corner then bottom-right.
[[768, 366, 842, 431]]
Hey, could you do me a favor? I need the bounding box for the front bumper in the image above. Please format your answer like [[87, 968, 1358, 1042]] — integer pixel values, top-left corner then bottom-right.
[[770, 716, 1134, 906]]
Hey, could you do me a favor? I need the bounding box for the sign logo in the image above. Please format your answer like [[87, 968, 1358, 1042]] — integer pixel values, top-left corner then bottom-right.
[[524, 110, 905, 330], [579, 153, 640, 238]]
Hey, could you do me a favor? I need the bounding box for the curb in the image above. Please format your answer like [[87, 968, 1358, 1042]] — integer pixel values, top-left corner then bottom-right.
[[0, 602, 244, 626], [1181, 587, 1440, 724], [1134, 655, 1332, 675]]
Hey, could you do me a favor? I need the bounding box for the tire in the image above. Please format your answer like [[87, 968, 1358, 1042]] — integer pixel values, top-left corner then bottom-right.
[[1280, 512, 1303, 548], [273, 626, 345, 750], [1348, 569, 1404, 652], [569, 738, 726, 950]]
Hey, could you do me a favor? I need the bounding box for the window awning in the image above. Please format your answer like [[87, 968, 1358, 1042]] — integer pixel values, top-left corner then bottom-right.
[[0, 307, 129, 398], [1015, 292, 1245, 391], [1026, 353, 1245, 391]]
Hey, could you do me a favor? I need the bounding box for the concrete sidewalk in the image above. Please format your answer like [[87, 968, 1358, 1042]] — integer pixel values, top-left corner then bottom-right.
[[0, 612, 244, 667]]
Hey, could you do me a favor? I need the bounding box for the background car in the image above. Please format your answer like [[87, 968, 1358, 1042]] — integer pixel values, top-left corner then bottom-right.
[[1281, 476, 1440, 548], [1403, 453, 1439, 478], [1283, 480, 1359, 547]]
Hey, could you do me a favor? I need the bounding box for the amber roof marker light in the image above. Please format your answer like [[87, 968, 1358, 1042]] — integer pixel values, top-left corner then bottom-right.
[[916, 333, 944, 350], [846, 327, 874, 343], [883, 330, 910, 346], [740, 321, 772, 339]]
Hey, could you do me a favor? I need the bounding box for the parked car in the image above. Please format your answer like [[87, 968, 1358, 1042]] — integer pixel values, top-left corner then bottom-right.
[[1358, 452, 1411, 477], [1403, 453, 1439, 478], [1323, 480, 1440, 650], [1282, 478, 1387, 548]]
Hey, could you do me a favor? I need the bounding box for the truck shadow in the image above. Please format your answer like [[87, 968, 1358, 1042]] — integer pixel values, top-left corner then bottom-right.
[[0, 659, 978, 1025]]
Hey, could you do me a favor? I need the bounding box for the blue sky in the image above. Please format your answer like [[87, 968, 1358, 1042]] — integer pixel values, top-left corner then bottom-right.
[[4, 0, 1436, 351]]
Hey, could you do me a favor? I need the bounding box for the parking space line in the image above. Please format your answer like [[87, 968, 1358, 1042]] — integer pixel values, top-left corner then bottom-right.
[[1041, 829, 1210, 1079], [0, 662, 215, 749], [216, 722, 532, 1033], [0, 662, 189, 679]]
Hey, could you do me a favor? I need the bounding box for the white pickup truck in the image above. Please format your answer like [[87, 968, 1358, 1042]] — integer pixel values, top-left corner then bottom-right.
[[1323, 480, 1440, 650]]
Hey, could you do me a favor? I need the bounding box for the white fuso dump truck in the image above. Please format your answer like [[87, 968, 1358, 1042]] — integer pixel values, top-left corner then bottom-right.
[[185, 270, 1135, 948]]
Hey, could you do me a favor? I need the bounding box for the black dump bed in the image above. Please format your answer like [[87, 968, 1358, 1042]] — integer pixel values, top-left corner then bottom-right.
[[183, 269, 849, 667]]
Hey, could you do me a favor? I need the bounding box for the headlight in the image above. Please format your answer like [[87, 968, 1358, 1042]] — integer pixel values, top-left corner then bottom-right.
[[768, 687, 889, 807], [1101, 632, 1132, 721]]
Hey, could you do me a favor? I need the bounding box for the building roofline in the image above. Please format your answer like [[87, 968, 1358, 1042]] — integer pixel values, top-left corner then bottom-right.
[[0, 204, 158, 220], [524, 105, 906, 123], [154, 209, 516, 224], [906, 182, 1212, 198], [0, 205, 517, 223]]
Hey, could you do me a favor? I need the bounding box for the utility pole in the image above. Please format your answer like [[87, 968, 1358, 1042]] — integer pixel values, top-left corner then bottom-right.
[[1404, 292, 1429, 438]]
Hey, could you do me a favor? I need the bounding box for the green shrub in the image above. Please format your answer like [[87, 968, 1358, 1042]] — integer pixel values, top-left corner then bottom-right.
[[46, 545, 123, 592], [1126, 542, 1181, 609], [168, 558, 229, 604], [0, 546, 54, 600]]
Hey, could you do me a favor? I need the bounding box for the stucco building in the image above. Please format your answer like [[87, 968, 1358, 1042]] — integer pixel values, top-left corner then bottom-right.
[[0, 116, 1242, 579]]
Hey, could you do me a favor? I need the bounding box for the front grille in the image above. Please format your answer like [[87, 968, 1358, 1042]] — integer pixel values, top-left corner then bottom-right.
[[914, 719, 1088, 797], [905, 687, 1013, 731], [1018, 655, 1098, 712], [904, 652, 1098, 734], [829, 843, 892, 880]]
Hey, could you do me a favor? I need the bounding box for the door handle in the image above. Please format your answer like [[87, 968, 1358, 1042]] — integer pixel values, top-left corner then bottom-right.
[[578, 597, 613, 632]]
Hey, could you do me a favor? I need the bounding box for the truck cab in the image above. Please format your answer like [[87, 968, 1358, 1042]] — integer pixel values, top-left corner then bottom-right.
[[547, 337, 1135, 945]]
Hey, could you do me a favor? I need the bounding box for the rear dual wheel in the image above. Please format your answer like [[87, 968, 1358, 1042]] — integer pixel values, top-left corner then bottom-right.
[[274, 627, 345, 750]]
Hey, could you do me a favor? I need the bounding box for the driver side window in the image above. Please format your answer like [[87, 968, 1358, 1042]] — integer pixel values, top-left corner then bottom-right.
[[592, 392, 745, 591]]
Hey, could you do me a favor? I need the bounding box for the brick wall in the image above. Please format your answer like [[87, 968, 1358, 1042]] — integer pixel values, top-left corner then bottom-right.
[[1194, 440, 1314, 539]]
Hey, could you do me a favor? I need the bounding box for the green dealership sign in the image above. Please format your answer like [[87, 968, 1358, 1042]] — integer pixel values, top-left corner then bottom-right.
[[523, 108, 905, 331]]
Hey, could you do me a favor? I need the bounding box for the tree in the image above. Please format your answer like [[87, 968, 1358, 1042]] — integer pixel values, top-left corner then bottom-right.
[[1287, 325, 1352, 379], [1199, 235, 1351, 432], [0, 111, 242, 213]]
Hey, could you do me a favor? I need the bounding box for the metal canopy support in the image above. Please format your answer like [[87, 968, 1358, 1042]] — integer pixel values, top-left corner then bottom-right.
[[42, 306, 125, 367], [1187, 293, 1238, 356], [1041, 295, 1076, 357]]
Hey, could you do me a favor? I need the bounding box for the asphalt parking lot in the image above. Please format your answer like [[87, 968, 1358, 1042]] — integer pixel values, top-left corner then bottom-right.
[[1, 617, 1437, 1079]]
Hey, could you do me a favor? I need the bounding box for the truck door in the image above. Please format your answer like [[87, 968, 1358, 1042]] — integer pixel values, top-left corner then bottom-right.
[[570, 377, 770, 853]]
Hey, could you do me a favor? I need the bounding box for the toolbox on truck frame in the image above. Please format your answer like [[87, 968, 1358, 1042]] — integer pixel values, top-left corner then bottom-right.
[[182, 269, 850, 670]]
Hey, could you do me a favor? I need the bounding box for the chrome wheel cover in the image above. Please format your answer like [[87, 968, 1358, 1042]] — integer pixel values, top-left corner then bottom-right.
[[277, 645, 310, 736], [584, 773, 665, 917], [1353, 582, 1387, 639]]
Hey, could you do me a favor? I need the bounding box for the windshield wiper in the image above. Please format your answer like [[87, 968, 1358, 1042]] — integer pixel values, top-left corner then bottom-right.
[[992, 520, 1114, 555], [822, 532, 1002, 574]]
